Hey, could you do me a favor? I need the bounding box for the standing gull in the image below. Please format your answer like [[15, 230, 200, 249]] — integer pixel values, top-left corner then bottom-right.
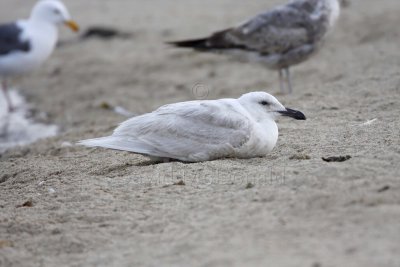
[[0, 0, 79, 112], [78, 92, 306, 162], [169, 0, 340, 93]]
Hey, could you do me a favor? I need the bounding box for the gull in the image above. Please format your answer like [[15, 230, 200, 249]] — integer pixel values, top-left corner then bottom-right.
[[0, 0, 79, 113], [78, 92, 306, 162], [168, 0, 341, 93]]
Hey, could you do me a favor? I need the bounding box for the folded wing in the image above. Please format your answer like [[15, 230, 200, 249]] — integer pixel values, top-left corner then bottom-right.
[[169, 1, 320, 56], [0, 23, 31, 56], [79, 100, 252, 162]]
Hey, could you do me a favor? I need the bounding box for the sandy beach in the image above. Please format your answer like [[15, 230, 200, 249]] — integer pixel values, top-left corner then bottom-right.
[[1, 0, 399, 266]]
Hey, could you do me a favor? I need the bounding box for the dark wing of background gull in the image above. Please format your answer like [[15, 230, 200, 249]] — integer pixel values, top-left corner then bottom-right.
[[0, 23, 31, 56], [169, 0, 327, 56]]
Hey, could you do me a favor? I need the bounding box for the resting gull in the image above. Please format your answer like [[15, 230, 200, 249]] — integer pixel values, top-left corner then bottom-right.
[[0, 0, 79, 112], [169, 0, 341, 93], [78, 92, 306, 162]]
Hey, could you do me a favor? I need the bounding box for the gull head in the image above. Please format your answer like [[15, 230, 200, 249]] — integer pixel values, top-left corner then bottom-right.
[[239, 92, 306, 121], [30, 0, 79, 32]]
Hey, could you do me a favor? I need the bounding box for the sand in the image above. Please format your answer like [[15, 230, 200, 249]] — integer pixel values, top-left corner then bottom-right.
[[1, 0, 400, 266]]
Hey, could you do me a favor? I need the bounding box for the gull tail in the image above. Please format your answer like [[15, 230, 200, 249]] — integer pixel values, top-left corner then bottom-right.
[[78, 136, 154, 154], [167, 38, 209, 50]]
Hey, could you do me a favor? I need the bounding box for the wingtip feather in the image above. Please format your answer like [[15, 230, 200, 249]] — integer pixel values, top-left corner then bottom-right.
[[166, 38, 209, 49]]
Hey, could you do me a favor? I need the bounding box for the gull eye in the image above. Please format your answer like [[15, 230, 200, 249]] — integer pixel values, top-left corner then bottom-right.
[[260, 101, 270, 106], [53, 8, 61, 15]]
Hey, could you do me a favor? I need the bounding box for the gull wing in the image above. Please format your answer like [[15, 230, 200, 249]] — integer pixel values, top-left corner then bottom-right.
[[80, 100, 252, 162], [170, 0, 322, 55], [0, 23, 30, 56]]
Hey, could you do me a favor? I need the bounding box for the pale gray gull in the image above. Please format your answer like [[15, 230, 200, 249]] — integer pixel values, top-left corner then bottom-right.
[[169, 0, 341, 93], [78, 92, 306, 162], [0, 0, 79, 113]]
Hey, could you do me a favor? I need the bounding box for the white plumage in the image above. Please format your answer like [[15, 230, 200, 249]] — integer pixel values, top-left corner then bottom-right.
[[79, 92, 306, 162]]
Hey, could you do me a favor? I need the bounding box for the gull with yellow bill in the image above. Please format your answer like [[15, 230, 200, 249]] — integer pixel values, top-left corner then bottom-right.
[[0, 0, 79, 112]]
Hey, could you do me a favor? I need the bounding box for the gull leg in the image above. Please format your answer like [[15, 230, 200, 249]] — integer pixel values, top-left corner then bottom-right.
[[285, 68, 293, 94], [279, 69, 286, 93], [1, 80, 14, 113]]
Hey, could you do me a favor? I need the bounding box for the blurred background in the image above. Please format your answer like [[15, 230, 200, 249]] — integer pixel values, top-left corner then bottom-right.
[[1, 1, 400, 266]]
